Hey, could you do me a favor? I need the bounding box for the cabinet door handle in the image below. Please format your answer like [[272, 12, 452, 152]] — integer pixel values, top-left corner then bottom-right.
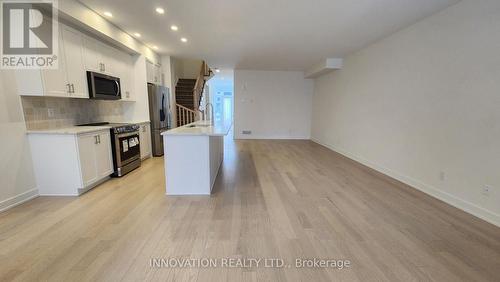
[[66, 84, 71, 93], [103, 64, 106, 72], [97, 135, 101, 144], [70, 84, 75, 93], [94, 136, 98, 144]]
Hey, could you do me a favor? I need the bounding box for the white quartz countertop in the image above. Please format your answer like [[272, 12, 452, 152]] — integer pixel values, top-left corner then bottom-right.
[[162, 120, 232, 136], [27, 126, 112, 135], [26, 121, 151, 135]]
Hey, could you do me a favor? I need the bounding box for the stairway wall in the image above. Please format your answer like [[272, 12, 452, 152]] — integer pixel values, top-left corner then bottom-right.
[[172, 58, 203, 80]]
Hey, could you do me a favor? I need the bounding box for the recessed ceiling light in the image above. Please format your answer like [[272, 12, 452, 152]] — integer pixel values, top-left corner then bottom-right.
[[170, 25, 178, 31], [133, 33, 141, 37], [156, 7, 165, 14], [181, 37, 188, 43], [103, 11, 113, 17], [215, 68, 220, 73], [152, 45, 159, 50]]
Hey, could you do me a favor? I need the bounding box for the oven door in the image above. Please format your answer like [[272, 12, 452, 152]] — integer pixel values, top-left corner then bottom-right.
[[87, 71, 121, 100], [114, 131, 140, 167]]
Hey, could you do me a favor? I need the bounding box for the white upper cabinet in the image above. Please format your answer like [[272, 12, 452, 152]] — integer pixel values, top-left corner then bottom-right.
[[83, 36, 121, 77], [41, 27, 70, 97], [61, 26, 88, 98], [83, 35, 103, 73], [146, 60, 162, 85], [25, 25, 87, 98], [115, 52, 135, 101], [100, 44, 120, 75], [16, 22, 137, 101], [155, 63, 161, 85], [146, 60, 154, 83]]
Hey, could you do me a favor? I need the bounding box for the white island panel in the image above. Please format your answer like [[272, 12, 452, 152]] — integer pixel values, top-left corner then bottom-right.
[[162, 120, 231, 195], [164, 135, 209, 195]]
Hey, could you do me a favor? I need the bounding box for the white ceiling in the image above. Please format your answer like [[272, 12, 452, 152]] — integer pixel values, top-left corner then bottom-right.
[[78, 0, 459, 70]]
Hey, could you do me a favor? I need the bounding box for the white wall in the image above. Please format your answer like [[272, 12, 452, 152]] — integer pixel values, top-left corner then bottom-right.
[[59, 0, 159, 64], [311, 0, 500, 226], [234, 70, 313, 139], [161, 56, 173, 91], [0, 71, 38, 211], [172, 58, 202, 79]]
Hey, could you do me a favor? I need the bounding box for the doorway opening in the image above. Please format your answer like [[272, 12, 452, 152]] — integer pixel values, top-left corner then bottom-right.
[[207, 69, 234, 125]]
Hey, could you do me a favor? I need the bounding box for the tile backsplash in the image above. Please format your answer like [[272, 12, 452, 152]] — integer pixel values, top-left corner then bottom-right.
[[21, 96, 127, 130]]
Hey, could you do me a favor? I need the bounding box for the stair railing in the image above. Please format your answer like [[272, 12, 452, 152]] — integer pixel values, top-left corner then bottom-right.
[[193, 61, 214, 110], [176, 104, 198, 126]]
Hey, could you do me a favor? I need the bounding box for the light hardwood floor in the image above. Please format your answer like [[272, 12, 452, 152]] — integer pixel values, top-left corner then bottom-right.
[[1, 138, 499, 281]]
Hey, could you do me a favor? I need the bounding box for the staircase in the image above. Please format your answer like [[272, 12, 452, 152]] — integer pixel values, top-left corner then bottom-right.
[[174, 61, 214, 127], [175, 79, 197, 127], [175, 79, 197, 110]]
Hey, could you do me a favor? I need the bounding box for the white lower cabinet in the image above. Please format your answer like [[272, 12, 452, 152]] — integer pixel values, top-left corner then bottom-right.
[[77, 131, 114, 187], [94, 132, 114, 178], [139, 123, 152, 159], [78, 133, 99, 187], [29, 130, 113, 196]]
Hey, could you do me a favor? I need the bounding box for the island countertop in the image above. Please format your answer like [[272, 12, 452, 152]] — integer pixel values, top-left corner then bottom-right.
[[26, 125, 112, 135], [162, 120, 232, 136]]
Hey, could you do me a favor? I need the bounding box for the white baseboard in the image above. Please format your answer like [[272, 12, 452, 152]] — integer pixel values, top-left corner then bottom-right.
[[311, 138, 500, 228], [0, 188, 39, 213], [235, 135, 310, 140]]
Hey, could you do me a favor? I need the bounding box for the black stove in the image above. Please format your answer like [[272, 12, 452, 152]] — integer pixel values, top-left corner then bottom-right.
[[78, 122, 140, 134]]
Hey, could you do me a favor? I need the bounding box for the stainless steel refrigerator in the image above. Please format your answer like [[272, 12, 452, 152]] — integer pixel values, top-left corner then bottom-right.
[[147, 83, 171, 156]]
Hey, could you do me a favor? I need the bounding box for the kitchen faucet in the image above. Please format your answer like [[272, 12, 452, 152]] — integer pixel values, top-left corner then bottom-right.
[[204, 103, 214, 125]]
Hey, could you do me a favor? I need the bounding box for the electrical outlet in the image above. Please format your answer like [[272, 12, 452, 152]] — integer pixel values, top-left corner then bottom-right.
[[47, 108, 55, 118], [242, 130, 252, 135], [482, 185, 491, 196]]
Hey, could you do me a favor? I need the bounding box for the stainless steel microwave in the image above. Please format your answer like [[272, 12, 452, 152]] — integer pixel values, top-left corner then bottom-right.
[[87, 71, 121, 100]]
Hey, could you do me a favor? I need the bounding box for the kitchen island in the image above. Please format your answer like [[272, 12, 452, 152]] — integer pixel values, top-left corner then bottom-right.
[[161, 120, 232, 195]]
